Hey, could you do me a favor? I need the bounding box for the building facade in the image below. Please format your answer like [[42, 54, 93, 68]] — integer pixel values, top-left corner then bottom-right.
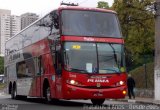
[[10, 15, 21, 37], [21, 13, 39, 30], [0, 10, 39, 56], [0, 9, 11, 56]]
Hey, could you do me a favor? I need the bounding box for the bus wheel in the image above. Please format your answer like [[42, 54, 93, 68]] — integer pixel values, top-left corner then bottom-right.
[[91, 99, 105, 105], [45, 86, 52, 102], [11, 86, 17, 99]]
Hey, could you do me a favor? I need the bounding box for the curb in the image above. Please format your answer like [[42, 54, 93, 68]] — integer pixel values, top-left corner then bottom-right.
[[118, 99, 160, 106], [137, 100, 160, 106]]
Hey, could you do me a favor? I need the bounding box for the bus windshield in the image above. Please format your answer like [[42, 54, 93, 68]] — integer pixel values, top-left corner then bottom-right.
[[63, 42, 125, 74], [61, 10, 122, 38]]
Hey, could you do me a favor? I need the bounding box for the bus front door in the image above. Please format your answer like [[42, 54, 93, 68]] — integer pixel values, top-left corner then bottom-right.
[[55, 50, 63, 98]]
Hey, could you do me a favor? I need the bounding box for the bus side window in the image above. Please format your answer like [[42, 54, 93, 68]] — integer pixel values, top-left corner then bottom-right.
[[39, 56, 44, 75], [16, 61, 29, 78], [35, 56, 44, 76]]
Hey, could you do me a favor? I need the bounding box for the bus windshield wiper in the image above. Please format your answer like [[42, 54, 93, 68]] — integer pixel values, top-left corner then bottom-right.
[[109, 43, 120, 73]]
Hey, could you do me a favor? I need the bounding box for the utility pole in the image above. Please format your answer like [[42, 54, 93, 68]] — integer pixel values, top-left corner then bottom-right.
[[154, 0, 160, 101]]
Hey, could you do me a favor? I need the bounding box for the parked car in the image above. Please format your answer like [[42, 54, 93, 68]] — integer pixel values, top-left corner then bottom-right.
[[0, 74, 4, 83]]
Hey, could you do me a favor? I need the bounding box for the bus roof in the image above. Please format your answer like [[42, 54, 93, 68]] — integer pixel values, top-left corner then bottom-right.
[[6, 6, 117, 43], [58, 6, 117, 14]]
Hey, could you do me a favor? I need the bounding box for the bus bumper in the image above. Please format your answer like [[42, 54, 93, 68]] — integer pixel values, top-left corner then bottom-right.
[[63, 85, 127, 99]]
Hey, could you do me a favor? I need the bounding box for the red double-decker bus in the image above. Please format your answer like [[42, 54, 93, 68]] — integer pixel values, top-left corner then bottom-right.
[[5, 6, 127, 105]]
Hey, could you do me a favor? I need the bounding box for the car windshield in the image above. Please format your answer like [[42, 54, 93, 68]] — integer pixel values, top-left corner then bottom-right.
[[63, 42, 125, 74], [61, 10, 122, 38]]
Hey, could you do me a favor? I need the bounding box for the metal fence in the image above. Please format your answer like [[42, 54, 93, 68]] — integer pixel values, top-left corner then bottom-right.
[[135, 88, 154, 98]]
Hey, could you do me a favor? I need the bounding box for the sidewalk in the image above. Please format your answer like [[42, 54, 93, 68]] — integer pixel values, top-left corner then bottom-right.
[[119, 97, 160, 105]]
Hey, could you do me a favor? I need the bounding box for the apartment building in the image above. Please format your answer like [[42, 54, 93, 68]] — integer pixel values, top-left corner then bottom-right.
[[0, 9, 39, 56], [0, 9, 11, 56], [10, 15, 21, 37], [21, 13, 39, 30]]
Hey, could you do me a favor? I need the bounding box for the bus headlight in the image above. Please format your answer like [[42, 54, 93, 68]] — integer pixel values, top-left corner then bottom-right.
[[66, 79, 82, 86], [119, 81, 124, 85], [115, 80, 125, 86], [70, 80, 76, 85]]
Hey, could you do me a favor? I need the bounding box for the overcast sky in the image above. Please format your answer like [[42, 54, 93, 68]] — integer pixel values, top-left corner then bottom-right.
[[0, 0, 113, 16]]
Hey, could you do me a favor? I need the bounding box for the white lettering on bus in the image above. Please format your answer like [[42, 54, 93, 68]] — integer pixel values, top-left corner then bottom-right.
[[84, 37, 94, 41], [87, 79, 109, 83], [95, 79, 109, 83], [87, 79, 94, 82]]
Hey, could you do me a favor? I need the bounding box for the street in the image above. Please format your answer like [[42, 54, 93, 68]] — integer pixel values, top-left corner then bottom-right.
[[0, 94, 159, 110]]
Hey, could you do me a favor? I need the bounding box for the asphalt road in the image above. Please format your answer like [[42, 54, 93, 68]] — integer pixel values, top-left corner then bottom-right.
[[0, 94, 159, 110]]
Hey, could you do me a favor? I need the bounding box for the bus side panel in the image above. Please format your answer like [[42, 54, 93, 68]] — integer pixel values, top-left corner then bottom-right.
[[22, 40, 41, 97], [40, 39, 57, 98], [25, 39, 55, 97]]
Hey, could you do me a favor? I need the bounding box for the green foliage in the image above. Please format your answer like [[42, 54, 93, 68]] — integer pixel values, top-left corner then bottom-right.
[[0, 57, 4, 74], [97, 1, 109, 9], [111, 0, 155, 70], [110, 0, 155, 87], [0, 83, 6, 90]]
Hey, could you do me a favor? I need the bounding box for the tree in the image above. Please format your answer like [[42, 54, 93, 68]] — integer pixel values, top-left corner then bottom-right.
[[111, 0, 155, 70], [97, 1, 109, 9]]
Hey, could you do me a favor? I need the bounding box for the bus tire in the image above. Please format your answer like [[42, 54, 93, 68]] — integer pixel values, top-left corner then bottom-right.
[[11, 86, 17, 99], [45, 86, 52, 103], [9, 82, 12, 94], [91, 99, 105, 105]]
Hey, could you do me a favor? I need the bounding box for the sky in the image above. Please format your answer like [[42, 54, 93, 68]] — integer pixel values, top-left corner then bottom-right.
[[0, 0, 114, 16]]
